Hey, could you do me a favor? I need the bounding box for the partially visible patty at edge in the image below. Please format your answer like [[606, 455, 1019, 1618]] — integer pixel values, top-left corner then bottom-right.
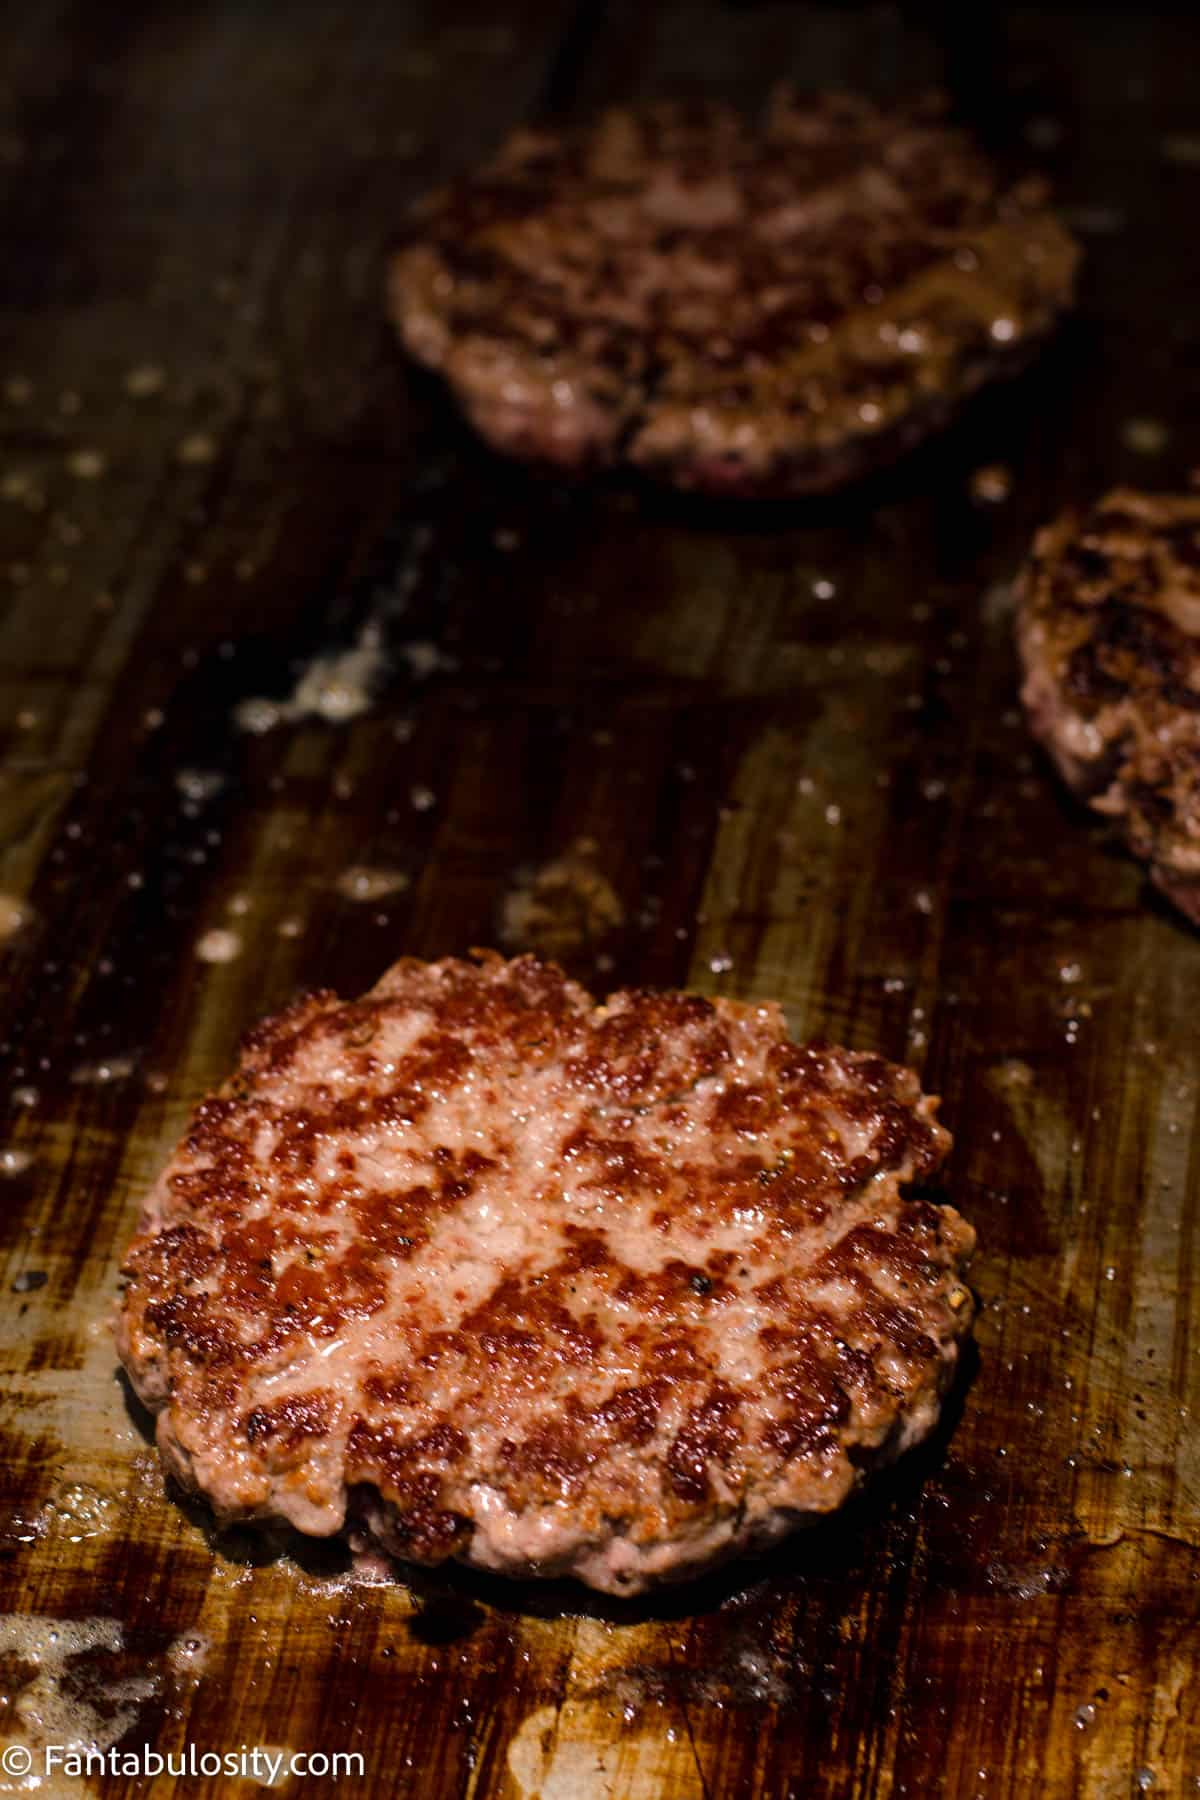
[[388, 89, 1079, 496], [1017, 487, 1200, 923], [117, 952, 975, 1595]]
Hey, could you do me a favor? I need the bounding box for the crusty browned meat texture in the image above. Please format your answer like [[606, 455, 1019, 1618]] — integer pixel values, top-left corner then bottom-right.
[[117, 953, 975, 1594], [1016, 489, 1200, 923], [387, 90, 1078, 497]]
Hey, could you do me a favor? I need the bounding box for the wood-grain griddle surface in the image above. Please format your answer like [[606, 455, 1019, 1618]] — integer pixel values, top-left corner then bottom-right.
[[0, 4, 1197, 1796]]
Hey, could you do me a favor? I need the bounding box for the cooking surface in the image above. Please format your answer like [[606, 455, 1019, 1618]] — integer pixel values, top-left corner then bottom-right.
[[0, 4, 1197, 1796]]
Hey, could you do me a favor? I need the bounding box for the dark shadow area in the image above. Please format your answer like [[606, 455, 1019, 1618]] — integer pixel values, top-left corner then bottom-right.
[[117, 1365, 158, 1448], [1034, 751, 1200, 938]]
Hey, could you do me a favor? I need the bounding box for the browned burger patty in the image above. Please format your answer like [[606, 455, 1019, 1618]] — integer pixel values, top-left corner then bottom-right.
[[117, 953, 975, 1595], [1017, 488, 1200, 923], [388, 90, 1079, 497]]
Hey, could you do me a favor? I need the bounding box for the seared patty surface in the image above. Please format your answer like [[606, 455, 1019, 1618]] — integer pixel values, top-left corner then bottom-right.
[[1017, 488, 1200, 923], [118, 953, 975, 1594], [388, 90, 1078, 496]]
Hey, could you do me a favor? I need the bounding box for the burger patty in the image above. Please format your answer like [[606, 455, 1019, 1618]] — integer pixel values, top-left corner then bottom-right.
[[1016, 488, 1200, 923], [387, 89, 1079, 497], [117, 953, 975, 1595]]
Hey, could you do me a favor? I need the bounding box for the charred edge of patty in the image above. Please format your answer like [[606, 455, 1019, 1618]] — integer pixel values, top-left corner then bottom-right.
[[1016, 493, 1200, 919], [386, 301, 1069, 500], [628, 331, 1061, 499]]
